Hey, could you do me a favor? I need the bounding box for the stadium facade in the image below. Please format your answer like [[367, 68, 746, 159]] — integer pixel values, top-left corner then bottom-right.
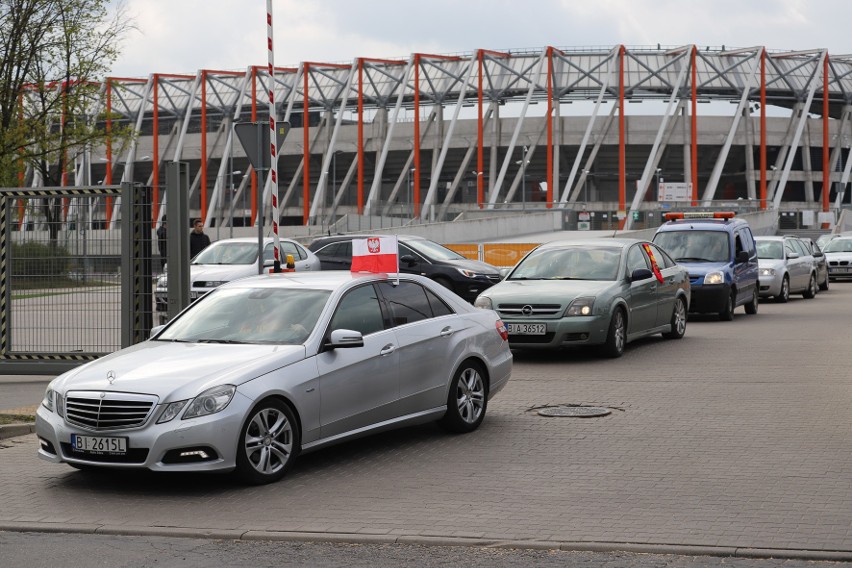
[[18, 45, 852, 231]]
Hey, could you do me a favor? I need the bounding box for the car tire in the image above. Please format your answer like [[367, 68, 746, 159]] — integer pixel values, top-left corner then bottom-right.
[[601, 308, 626, 357], [235, 398, 299, 485], [718, 292, 735, 321], [662, 297, 687, 339], [803, 274, 817, 299], [439, 359, 488, 433], [819, 273, 830, 291], [776, 276, 789, 303], [745, 288, 758, 315]]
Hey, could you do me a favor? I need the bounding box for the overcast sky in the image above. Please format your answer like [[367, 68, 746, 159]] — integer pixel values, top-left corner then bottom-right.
[[109, 0, 849, 78]]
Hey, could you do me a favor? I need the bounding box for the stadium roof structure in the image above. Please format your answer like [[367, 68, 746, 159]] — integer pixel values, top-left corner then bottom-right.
[[18, 45, 852, 230]]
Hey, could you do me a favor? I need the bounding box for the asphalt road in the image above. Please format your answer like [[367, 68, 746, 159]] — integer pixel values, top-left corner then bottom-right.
[[1, 531, 844, 568], [2, 281, 852, 565], [0, 377, 50, 413]]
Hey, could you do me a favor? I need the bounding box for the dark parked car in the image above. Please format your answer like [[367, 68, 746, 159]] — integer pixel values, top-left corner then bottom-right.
[[308, 235, 501, 302]]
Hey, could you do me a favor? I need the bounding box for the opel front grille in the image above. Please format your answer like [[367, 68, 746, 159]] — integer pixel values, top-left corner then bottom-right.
[[64, 391, 158, 431], [498, 303, 563, 316]]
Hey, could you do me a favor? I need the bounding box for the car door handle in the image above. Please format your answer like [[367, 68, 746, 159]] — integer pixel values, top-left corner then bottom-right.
[[380, 344, 396, 356], [440, 326, 454, 337]]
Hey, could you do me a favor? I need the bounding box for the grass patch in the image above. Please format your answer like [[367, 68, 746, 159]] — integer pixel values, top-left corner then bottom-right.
[[0, 413, 35, 425]]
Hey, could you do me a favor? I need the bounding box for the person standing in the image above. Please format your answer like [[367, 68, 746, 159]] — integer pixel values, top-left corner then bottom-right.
[[156, 216, 167, 270], [189, 218, 211, 258]]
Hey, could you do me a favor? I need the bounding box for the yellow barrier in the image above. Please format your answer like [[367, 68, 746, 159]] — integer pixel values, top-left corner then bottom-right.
[[443, 243, 480, 261], [483, 243, 538, 267], [444, 242, 540, 267]]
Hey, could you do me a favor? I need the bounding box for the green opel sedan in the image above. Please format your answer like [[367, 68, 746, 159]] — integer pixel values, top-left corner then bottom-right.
[[474, 239, 691, 357]]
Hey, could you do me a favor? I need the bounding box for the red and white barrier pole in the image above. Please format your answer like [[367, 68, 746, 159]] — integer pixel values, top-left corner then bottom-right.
[[266, 0, 281, 272]]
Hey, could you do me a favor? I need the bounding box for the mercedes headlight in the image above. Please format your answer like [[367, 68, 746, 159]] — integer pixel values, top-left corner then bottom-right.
[[474, 296, 493, 310], [41, 387, 55, 412], [703, 271, 724, 285], [183, 385, 236, 419], [759, 268, 776, 277], [564, 296, 595, 317], [157, 400, 189, 423]]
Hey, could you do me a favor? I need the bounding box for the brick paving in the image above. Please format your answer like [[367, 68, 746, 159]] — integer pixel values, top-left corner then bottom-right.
[[2, 284, 852, 556]]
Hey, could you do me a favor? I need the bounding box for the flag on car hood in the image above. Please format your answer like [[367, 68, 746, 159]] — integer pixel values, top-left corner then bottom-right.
[[351, 236, 399, 274]]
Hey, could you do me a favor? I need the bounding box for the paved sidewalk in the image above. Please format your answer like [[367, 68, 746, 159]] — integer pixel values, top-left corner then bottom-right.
[[2, 290, 852, 561]]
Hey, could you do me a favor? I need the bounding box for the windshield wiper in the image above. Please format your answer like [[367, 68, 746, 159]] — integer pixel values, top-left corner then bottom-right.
[[196, 338, 249, 344], [676, 257, 716, 262]]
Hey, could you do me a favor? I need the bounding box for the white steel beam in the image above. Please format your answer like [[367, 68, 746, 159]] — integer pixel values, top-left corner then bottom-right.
[[702, 51, 762, 203], [773, 50, 829, 209], [486, 51, 547, 208]]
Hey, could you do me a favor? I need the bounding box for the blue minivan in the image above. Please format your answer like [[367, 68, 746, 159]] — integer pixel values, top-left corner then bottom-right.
[[652, 213, 759, 321]]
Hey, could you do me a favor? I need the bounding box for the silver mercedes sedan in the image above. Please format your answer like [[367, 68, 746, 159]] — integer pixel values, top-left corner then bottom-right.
[[37, 272, 513, 485]]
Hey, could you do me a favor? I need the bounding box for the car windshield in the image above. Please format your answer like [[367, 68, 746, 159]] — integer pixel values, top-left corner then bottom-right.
[[192, 242, 258, 265], [654, 230, 729, 263], [157, 287, 331, 344], [405, 239, 466, 261], [823, 239, 852, 253], [509, 246, 621, 281], [755, 240, 783, 260]]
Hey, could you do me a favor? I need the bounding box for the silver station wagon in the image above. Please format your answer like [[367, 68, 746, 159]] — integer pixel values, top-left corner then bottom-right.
[[475, 238, 690, 357], [37, 272, 513, 485]]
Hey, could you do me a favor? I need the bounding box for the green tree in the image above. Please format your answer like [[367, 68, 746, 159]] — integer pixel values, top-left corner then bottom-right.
[[0, 0, 135, 189]]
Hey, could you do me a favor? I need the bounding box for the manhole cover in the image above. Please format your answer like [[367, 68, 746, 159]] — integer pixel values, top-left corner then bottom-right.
[[537, 406, 612, 418]]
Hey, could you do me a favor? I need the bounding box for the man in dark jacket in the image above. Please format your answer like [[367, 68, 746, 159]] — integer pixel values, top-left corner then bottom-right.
[[156, 217, 167, 269], [189, 218, 211, 258]]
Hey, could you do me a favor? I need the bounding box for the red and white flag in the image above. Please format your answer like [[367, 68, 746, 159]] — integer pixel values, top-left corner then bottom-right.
[[351, 236, 399, 273]]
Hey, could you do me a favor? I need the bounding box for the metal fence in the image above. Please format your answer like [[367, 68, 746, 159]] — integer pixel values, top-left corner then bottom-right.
[[0, 184, 153, 374]]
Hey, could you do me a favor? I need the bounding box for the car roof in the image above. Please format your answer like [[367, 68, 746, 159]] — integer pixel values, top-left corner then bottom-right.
[[309, 234, 425, 246], [222, 270, 391, 292], [656, 217, 748, 232], [207, 237, 299, 245], [535, 238, 639, 251]]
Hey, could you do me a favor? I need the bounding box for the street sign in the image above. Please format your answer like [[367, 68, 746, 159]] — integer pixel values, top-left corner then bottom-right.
[[234, 121, 291, 171], [658, 182, 692, 202]]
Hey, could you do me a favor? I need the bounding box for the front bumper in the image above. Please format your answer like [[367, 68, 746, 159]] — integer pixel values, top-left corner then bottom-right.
[[456, 279, 499, 303], [828, 266, 852, 279], [503, 315, 609, 350], [35, 393, 252, 473], [688, 283, 731, 314], [758, 273, 783, 297]]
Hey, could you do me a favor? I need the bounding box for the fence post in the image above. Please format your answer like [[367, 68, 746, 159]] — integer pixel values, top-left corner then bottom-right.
[[120, 182, 152, 348]]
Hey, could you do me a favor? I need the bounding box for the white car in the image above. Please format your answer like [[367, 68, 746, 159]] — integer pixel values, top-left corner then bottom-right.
[[823, 236, 852, 281], [155, 237, 320, 313], [37, 272, 513, 485]]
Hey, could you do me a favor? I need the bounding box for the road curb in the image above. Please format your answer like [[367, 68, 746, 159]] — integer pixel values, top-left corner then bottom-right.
[[0, 423, 35, 440], [2, 522, 852, 561]]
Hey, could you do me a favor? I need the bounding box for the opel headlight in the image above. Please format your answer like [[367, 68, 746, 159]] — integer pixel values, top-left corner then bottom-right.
[[760, 268, 775, 277], [183, 385, 236, 419], [41, 387, 55, 412], [474, 296, 493, 310], [203, 281, 228, 288], [564, 296, 595, 317], [456, 268, 480, 279], [157, 400, 189, 423], [704, 271, 724, 285]]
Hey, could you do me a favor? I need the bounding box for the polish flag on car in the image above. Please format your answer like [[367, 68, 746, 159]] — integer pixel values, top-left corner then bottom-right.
[[351, 236, 399, 273]]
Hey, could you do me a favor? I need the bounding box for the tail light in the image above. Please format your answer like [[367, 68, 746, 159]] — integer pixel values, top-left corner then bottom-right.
[[496, 319, 508, 341]]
